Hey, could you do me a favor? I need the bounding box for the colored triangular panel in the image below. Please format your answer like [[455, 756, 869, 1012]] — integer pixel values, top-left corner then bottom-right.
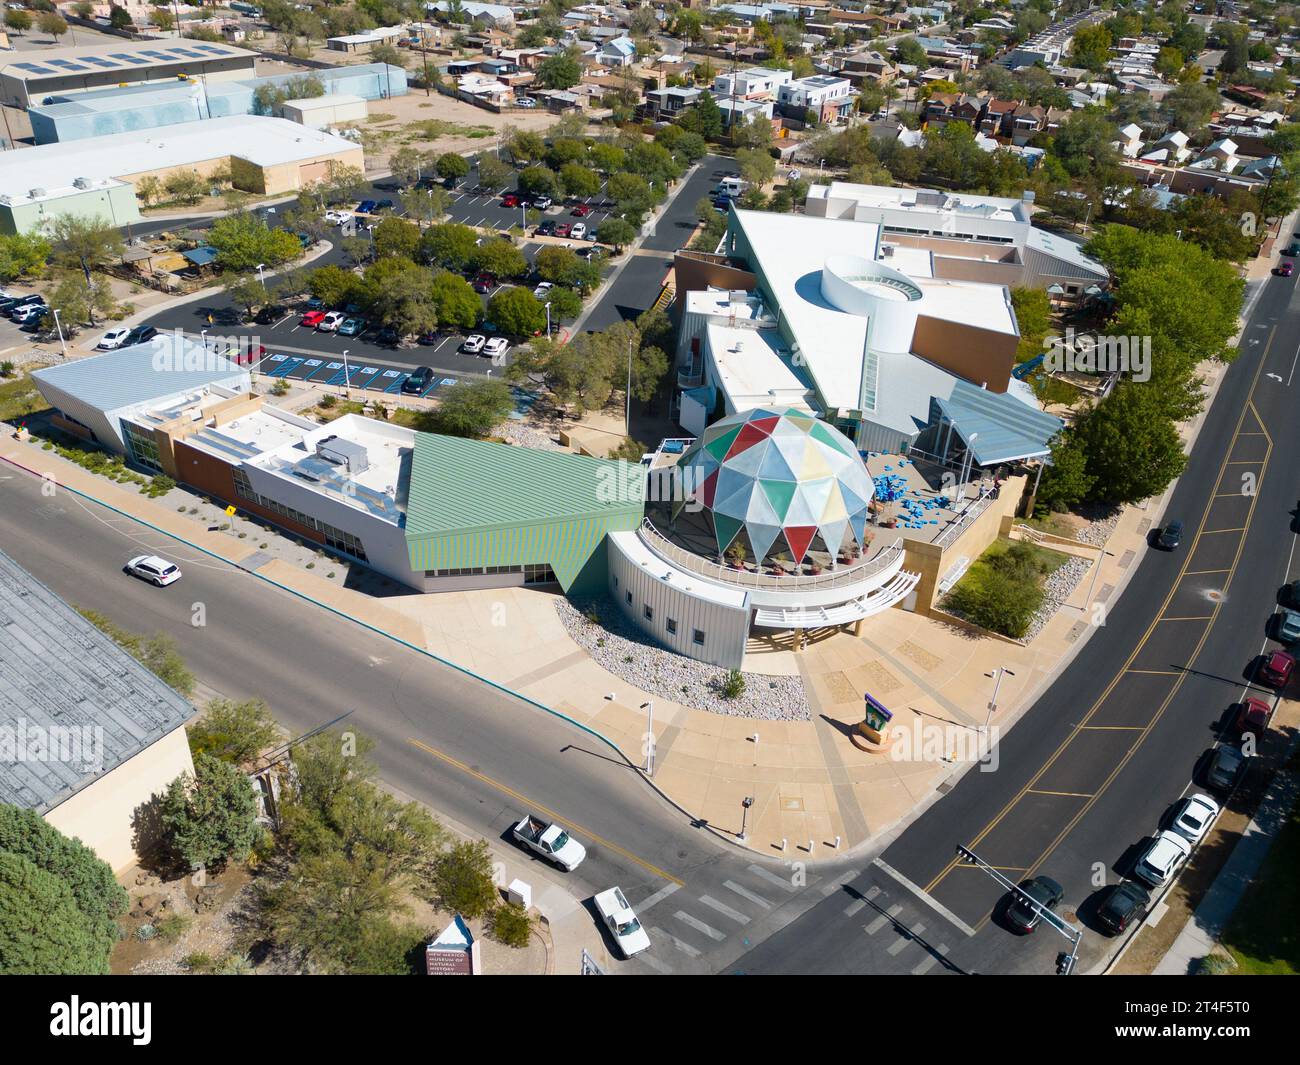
[[800, 444, 834, 481], [746, 521, 782, 561], [760, 477, 797, 522], [849, 509, 867, 545], [725, 421, 772, 458], [809, 419, 849, 453], [704, 425, 741, 462], [757, 441, 797, 480], [819, 518, 848, 557], [712, 512, 746, 554], [701, 467, 720, 509], [784, 525, 817, 563], [749, 415, 780, 434]]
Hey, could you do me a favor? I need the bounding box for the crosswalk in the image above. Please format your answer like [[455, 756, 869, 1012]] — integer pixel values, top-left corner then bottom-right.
[[626, 863, 966, 975]]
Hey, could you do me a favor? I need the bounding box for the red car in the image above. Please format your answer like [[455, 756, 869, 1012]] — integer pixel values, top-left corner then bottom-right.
[[502, 193, 521, 208], [1275, 261, 1294, 277], [554, 222, 572, 238], [299, 310, 326, 327], [1234, 696, 1273, 738], [230, 343, 268, 366], [1259, 650, 1294, 688], [571, 203, 592, 217], [472, 271, 496, 294]]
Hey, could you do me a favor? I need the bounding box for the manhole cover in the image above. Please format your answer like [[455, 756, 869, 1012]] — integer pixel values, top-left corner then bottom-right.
[[1204, 589, 1225, 603]]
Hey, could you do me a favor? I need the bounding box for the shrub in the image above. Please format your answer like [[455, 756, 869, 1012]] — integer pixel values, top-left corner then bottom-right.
[[718, 669, 746, 700], [430, 839, 497, 920], [158, 754, 262, 872], [155, 912, 192, 943], [488, 902, 533, 949]]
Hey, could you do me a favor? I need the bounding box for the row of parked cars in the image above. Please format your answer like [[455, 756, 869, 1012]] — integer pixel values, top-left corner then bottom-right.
[[0, 291, 51, 329]]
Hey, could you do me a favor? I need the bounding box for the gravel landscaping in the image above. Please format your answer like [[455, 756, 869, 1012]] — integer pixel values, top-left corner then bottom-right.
[[1069, 503, 1123, 547], [1020, 554, 1093, 643], [556, 597, 811, 721]]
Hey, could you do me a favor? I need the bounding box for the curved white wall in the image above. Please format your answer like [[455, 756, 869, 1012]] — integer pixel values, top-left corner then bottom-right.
[[820, 253, 924, 355]]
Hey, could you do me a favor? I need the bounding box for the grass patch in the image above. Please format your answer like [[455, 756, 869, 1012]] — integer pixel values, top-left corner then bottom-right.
[[367, 112, 398, 124], [0, 373, 48, 422], [942, 538, 1070, 639], [402, 119, 494, 142], [1222, 766, 1300, 974], [314, 399, 367, 423]]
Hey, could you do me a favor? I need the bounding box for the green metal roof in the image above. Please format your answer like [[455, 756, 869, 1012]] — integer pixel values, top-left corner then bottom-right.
[[405, 434, 646, 591]]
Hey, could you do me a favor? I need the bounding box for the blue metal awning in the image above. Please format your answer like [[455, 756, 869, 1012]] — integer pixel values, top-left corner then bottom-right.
[[936, 380, 1063, 466], [182, 245, 219, 267]]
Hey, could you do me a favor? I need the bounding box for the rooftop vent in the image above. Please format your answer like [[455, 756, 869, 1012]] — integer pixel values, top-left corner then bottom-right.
[[315, 434, 370, 474]]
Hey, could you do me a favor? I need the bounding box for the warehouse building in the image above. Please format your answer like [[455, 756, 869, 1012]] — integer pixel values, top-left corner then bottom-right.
[[0, 548, 197, 873], [0, 37, 258, 108], [0, 115, 365, 235], [32, 347, 646, 595], [28, 63, 408, 144]]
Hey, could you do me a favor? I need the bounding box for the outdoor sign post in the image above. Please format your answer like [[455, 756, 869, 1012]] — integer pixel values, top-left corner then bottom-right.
[[851, 691, 894, 751], [425, 914, 481, 975]]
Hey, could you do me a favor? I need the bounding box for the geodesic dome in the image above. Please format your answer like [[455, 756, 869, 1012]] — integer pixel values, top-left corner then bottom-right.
[[673, 407, 875, 563]]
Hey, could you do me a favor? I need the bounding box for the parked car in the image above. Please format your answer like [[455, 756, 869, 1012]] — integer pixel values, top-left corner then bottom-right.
[[357, 199, 377, 214], [1004, 875, 1064, 933], [304, 296, 324, 311], [515, 96, 536, 108], [318, 311, 346, 332], [472, 272, 496, 294], [124, 325, 157, 345], [417, 330, 439, 346], [300, 309, 327, 328], [531, 194, 553, 211], [1155, 520, 1182, 550], [1170, 793, 1219, 844], [253, 304, 285, 325], [1275, 261, 1294, 277], [554, 222, 572, 238], [535, 220, 556, 237], [593, 887, 650, 958], [1234, 696, 1273, 739], [337, 317, 366, 337], [3, 294, 45, 317], [461, 334, 486, 354], [374, 325, 399, 346], [97, 327, 131, 350], [787, 167, 802, 180], [502, 193, 521, 208], [571, 222, 587, 240], [401, 366, 435, 395], [16, 305, 50, 328], [1132, 830, 1192, 887], [571, 202, 592, 217], [374, 198, 394, 212], [1207, 745, 1246, 792], [482, 336, 509, 359], [124, 554, 182, 587], [1283, 579, 1300, 608], [1259, 649, 1294, 688], [533, 281, 554, 300], [1276, 608, 1300, 643], [1285, 242, 1300, 256], [1095, 881, 1150, 936]]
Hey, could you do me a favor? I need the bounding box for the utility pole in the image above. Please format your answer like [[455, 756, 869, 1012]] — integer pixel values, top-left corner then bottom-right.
[[956, 844, 1082, 974]]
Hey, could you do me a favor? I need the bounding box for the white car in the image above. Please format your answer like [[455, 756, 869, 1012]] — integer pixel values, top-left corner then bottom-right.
[[318, 311, 346, 331], [593, 887, 651, 958], [571, 222, 587, 240], [532, 281, 554, 300], [787, 167, 802, 180], [97, 327, 131, 350], [461, 333, 486, 354], [482, 337, 509, 359], [326, 210, 354, 226], [1170, 793, 1219, 844], [1133, 830, 1192, 887], [124, 555, 182, 587], [515, 96, 537, 108]]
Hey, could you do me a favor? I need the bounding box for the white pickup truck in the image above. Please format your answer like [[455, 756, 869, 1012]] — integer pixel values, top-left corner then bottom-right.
[[512, 814, 587, 871]]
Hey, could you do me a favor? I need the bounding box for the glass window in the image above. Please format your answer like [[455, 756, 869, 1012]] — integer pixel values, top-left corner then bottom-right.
[[693, 629, 706, 646], [666, 618, 678, 635], [626, 590, 632, 605], [643, 604, 653, 622]]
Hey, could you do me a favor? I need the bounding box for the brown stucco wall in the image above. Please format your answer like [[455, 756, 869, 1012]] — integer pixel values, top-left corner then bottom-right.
[[911, 315, 1018, 394], [672, 252, 758, 295]]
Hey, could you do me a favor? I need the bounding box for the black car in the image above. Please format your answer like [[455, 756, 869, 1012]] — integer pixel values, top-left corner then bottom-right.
[[1156, 520, 1183, 550], [375, 199, 395, 212], [3, 294, 45, 317], [374, 325, 399, 346], [1096, 881, 1150, 935], [1005, 876, 1064, 933], [253, 304, 285, 324], [535, 220, 556, 237], [417, 330, 439, 346], [401, 366, 435, 395], [125, 325, 158, 345]]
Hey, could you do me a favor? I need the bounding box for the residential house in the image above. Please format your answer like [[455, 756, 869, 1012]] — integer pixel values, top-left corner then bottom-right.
[[646, 84, 702, 119], [776, 75, 853, 123], [596, 36, 637, 67]]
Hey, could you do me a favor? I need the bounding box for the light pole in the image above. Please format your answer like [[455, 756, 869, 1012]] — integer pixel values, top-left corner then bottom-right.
[[51, 307, 66, 359], [739, 796, 754, 841], [643, 700, 654, 776], [256, 263, 266, 290], [545, 300, 552, 339], [341, 349, 351, 398], [1083, 201, 1093, 229], [200, 328, 208, 351], [984, 666, 1015, 729], [625, 336, 634, 435]]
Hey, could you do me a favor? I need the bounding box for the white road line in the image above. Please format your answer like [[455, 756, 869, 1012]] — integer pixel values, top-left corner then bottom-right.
[[649, 926, 700, 958], [634, 882, 681, 915], [886, 922, 925, 956], [673, 911, 725, 941], [872, 858, 977, 937], [821, 870, 859, 896], [746, 864, 798, 892], [911, 944, 948, 975], [638, 952, 673, 974], [844, 899, 867, 917], [865, 904, 902, 935], [723, 880, 772, 909], [697, 895, 750, 925]]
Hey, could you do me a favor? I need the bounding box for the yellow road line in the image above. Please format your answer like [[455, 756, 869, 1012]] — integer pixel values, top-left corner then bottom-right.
[[1159, 615, 1215, 622], [1026, 789, 1094, 798], [406, 737, 685, 886], [1080, 725, 1145, 731], [1124, 669, 1181, 675], [1200, 527, 1246, 534]]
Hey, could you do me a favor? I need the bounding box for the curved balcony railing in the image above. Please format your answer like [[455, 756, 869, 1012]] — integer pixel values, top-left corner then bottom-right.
[[637, 518, 905, 591]]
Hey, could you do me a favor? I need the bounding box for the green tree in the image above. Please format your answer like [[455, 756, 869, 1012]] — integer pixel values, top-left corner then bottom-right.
[[424, 378, 513, 437], [429, 271, 480, 329], [372, 216, 421, 260], [207, 213, 301, 272], [107, 5, 131, 30], [1074, 383, 1188, 504], [559, 162, 600, 199], [309, 263, 362, 309], [159, 754, 261, 872], [1163, 80, 1219, 133], [735, 147, 776, 189], [399, 185, 449, 226], [470, 238, 527, 278], [164, 169, 208, 206], [476, 153, 512, 192], [537, 49, 582, 90], [152, 7, 174, 32], [517, 165, 559, 199], [588, 143, 626, 174], [389, 146, 431, 186], [596, 217, 636, 253], [1035, 430, 1094, 513], [225, 273, 268, 319], [505, 127, 545, 165], [77, 610, 194, 694], [895, 37, 928, 67], [0, 852, 108, 974], [0, 233, 50, 283], [488, 286, 545, 336], [4, 10, 31, 35], [436, 151, 470, 185], [362, 258, 437, 339], [1069, 23, 1113, 72], [38, 11, 68, 40], [431, 839, 498, 918], [420, 222, 478, 271], [534, 245, 582, 285], [546, 285, 582, 320], [187, 698, 279, 768]]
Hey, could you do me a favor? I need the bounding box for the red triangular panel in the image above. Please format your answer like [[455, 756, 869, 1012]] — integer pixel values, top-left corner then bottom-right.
[[784, 525, 817, 564], [702, 468, 719, 508], [725, 421, 773, 458], [749, 415, 780, 434]]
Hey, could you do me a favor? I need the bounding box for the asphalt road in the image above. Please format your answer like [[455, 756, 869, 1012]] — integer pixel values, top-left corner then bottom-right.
[[733, 268, 1300, 975], [0, 467, 858, 974]]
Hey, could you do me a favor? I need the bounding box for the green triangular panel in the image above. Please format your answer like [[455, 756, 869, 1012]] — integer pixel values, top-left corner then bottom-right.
[[809, 419, 848, 453], [760, 477, 797, 521], [712, 512, 746, 554], [704, 426, 741, 462]]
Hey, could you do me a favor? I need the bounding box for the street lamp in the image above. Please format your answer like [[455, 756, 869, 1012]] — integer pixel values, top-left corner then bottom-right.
[[341, 349, 351, 398], [642, 700, 654, 776], [200, 328, 208, 351], [544, 301, 552, 339], [739, 796, 754, 841], [51, 307, 66, 359], [625, 335, 634, 434], [984, 667, 1015, 729], [255, 263, 266, 290]]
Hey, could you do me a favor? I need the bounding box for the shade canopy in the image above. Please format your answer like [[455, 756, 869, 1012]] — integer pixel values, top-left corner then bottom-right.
[[674, 407, 875, 563]]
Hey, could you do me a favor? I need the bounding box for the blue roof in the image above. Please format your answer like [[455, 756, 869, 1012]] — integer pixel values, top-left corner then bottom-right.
[[935, 380, 1062, 465], [32, 339, 245, 413], [183, 245, 219, 266]]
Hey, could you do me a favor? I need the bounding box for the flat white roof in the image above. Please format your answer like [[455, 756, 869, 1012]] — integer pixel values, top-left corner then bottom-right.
[[0, 37, 257, 80], [608, 529, 750, 608], [705, 322, 812, 411], [812, 181, 1031, 223], [0, 116, 358, 200]]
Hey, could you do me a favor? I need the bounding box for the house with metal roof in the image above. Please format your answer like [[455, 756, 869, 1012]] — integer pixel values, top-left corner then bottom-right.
[[0, 548, 197, 872]]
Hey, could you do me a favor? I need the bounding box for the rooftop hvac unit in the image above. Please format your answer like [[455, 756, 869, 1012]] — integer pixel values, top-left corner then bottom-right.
[[28, 188, 46, 199], [315, 434, 370, 474], [72, 176, 95, 190]]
